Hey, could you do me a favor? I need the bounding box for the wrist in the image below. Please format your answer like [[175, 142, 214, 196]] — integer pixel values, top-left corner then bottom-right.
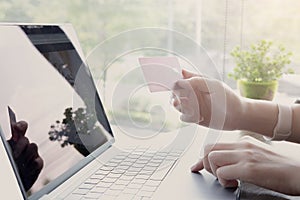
[[236, 97, 251, 131], [237, 98, 278, 137]]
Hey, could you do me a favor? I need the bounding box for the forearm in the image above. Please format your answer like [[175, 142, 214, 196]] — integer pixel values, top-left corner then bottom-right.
[[238, 98, 278, 138], [238, 98, 300, 143]]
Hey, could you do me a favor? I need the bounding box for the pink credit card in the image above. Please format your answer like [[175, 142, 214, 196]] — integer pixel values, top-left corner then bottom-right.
[[139, 56, 182, 92]]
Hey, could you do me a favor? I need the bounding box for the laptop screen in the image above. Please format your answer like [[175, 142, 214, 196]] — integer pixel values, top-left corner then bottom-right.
[[0, 24, 113, 198]]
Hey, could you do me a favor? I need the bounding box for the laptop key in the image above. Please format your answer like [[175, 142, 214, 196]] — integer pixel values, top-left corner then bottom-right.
[[128, 166, 142, 172], [90, 186, 107, 194], [126, 158, 138, 163], [105, 162, 119, 167], [136, 159, 149, 164], [101, 165, 115, 171], [120, 174, 135, 181], [144, 180, 161, 187], [135, 174, 151, 180], [110, 184, 126, 191], [125, 171, 139, 176], [132, 163, 146, 168], [111, 169, 126, 174], [137, 190, 153, 198], [156, 152, 168, 157], [140, 185, 157, 192], [115, 179, 130, 185], [150, 159, 163, 164], [165, 155, 178, 161], [127, 183, 143, 189], [123, 188, 139, 195], [115, 193, 135, 200], [131, 178, 147, 184], [73, 188, 90, 195], [146, 162, 160, 167], [115, 165, 130, 170], [85, 178, 100, 184], [96, 181, 113, 188], [153, 155, 165, 160], [101, 177, 117, 183], [79, 183, 95, 190], [107, 173, 122, 179], [90, 174, 105, 180], [138, 170, 153, 176], [83, 192, 103, 199], [64, 193, 83, 200], [99, 194, 118, 200], [104, 189, 121, 196], [128, 154, 140, 159], [143, 166, 157, 172], [95, 169, 110, 175]]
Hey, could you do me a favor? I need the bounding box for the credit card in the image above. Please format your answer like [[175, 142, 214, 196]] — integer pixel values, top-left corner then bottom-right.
[[139, 56, 182, 92]]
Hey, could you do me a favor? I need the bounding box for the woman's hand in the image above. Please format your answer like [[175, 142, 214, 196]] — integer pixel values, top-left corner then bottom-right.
[[191, 137, 300, 196], [172, 69, 244, 130], [7, 121, 44, 191]]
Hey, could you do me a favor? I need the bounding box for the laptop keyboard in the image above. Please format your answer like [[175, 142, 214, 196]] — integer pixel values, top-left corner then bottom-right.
[[65, 146, 184, 200]]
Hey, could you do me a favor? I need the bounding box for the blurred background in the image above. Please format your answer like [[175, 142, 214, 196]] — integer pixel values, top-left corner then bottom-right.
[[1, 0, 300, 132]]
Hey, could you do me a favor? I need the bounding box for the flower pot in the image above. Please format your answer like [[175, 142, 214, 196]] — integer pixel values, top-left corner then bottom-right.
[[238, 80, 278, 101]]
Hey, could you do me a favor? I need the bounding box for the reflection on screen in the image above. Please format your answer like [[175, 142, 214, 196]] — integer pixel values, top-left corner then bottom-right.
[[0, 25, 112, 196]]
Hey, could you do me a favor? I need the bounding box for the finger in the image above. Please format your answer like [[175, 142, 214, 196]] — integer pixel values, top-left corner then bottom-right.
[[14, 121, 28, 136], [172, 98, 180, 108], [201, 143, 241, 174], [180, 114, 199, 123], [178, 97, 200, 123], [178, 97, 192, 114], [175, 79, 193, 90], [26, 156, 43, 175], [208, 150, 242, 178], [33, 157, 44, 173], [24, 143, 39, 166], [22, 156, 43, 191], [191, 159, 204, 172], [170, 92, 180, 107], [203, 143, 244, 157], [182, 69, 201, 79], [208, 150, 242, 167], [11, 121, 28, 142], [13, 136, 29, 158], [218, 178, 239, 188], [181, 91, 202, 123], [216, 164, 242, 185]]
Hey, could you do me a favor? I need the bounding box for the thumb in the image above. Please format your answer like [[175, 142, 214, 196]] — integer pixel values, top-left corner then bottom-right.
[[175, 79, 192, 90], [12, 121, 28, 140], [182, 69, 200, 79], [191, 159, 204, 172]]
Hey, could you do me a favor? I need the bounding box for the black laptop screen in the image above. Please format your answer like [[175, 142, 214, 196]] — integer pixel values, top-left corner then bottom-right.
[[0, 24, 113, 197]]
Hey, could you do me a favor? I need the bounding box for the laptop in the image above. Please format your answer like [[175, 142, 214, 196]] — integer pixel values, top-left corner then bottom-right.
[[0, 23, 238, 200]]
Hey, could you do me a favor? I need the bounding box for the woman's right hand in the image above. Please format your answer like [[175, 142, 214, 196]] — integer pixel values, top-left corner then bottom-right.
[[172, 69, 245, 130]]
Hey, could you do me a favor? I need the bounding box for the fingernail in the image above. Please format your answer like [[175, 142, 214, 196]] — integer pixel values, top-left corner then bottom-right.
[[175, 104, 181, 110], [190, 164, 197, 172]]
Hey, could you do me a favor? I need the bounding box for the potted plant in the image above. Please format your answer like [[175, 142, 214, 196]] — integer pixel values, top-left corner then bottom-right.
[[229, 40, 293, 100]]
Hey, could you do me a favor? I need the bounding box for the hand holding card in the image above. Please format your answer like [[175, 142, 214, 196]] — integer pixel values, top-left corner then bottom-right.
[[139, 56, 182, 92]]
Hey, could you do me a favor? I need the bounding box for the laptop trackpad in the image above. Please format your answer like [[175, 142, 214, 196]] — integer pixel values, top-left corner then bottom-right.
[[154, 167, 237, 199]]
